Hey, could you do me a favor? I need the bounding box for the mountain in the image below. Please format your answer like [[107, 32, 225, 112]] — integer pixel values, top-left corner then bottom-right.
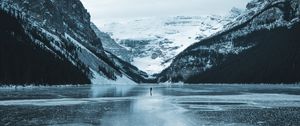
[[91, 24, 151, 83], [0, 9, 90, 85], [157, 0, 300, 83], [96, 16, 232, 74], [91, 23, 132, 62], [0, 0, 147, 85]]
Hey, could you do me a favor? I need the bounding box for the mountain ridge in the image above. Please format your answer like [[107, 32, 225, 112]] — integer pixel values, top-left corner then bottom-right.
[[0, 0, 148, 85], [157, 0, 300, 83]]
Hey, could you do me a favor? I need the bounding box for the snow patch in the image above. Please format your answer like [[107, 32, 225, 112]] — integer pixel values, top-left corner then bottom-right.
[[132, 56, 171, 75], [91, 69, 136, 85]]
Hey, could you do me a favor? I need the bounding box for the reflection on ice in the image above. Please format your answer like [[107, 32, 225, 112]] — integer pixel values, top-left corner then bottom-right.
[[91, 84, 135, 97], [101, 90, 193, 126]]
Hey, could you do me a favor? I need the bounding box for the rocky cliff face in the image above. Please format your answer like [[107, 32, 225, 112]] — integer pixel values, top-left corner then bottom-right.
[[91, 23, 132, 62], [0, 0, 147, 84], [2, 0, 102, 49], [157, 0, 300, 83]]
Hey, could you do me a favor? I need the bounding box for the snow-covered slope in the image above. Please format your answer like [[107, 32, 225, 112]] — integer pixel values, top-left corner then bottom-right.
[[96, 16, 232, 74], [91, 23, 132, 62], [0, 0, 148, 85], [157, 0, 300, 83]]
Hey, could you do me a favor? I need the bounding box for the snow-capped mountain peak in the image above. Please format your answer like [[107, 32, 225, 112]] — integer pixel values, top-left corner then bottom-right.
[[96, 15, 232, 74]]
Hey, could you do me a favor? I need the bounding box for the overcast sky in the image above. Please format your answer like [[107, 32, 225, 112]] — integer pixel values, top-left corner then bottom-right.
[[81, 0, 251, 22]]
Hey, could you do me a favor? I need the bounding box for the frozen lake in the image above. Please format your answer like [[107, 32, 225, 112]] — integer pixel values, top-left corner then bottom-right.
[[0, 84, 300, 126]]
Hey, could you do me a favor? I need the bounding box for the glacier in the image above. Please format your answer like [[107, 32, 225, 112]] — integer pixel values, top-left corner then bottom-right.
[[95, 15, 235, 74]]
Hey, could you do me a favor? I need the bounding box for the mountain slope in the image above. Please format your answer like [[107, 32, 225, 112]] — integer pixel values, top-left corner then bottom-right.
[[187, 22, 300, 83], [91, 23, 132, 62], [0, 0, 147, 85], [0, 10, 90, 84], [158, 0, 300, 83], [91, 23, 151, 83]]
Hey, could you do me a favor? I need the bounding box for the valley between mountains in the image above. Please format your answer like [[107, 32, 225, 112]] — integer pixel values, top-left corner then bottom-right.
[[0, 0, 300, 85]]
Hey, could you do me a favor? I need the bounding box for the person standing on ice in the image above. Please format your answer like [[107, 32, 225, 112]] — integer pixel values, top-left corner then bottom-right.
[[150, 87, 153, 96]]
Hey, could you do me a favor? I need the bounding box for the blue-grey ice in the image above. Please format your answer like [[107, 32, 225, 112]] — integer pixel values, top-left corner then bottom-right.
[[0, 84, 300, 126]]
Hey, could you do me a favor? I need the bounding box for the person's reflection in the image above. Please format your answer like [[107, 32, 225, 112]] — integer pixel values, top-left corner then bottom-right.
[[150, 87, 153, 96]]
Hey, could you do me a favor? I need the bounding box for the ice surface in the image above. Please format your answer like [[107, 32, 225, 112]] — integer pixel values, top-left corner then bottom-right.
[[0, 84, 300, 126]]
